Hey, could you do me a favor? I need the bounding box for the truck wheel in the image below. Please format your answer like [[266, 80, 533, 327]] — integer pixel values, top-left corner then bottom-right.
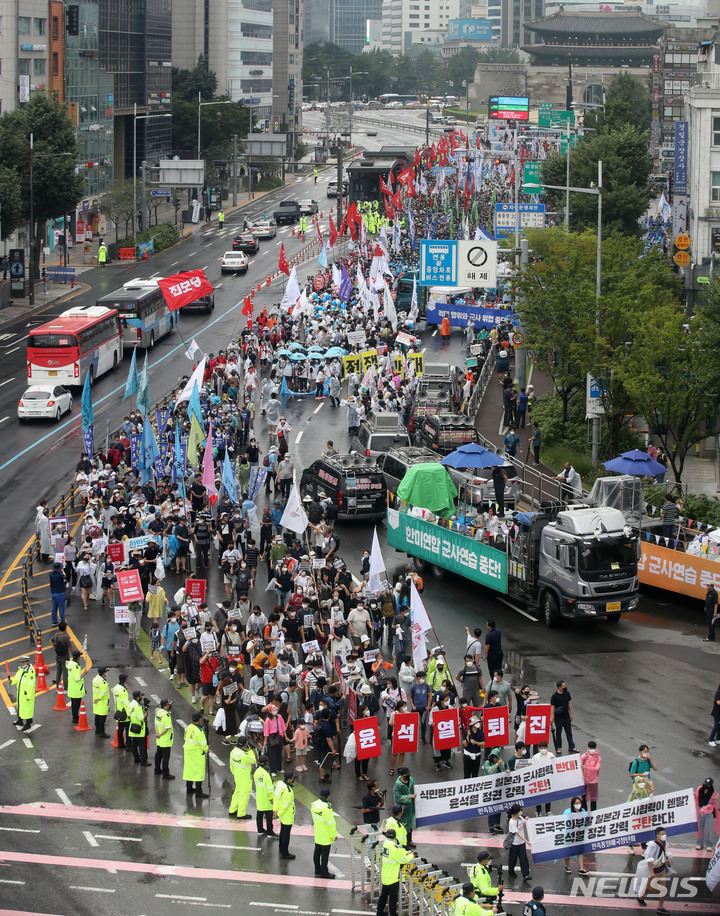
[[606, 612, 621, 623], [431, 564, 446, 581], [412, 558, 427, 573], [543, 593, 560, 628]]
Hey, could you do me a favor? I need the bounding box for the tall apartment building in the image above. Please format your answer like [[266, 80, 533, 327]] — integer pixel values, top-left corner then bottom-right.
[[381, 0, 461, 57], [0, 1, 62, 115]]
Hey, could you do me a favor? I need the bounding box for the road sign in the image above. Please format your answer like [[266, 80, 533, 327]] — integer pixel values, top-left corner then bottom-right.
[[512, 331, 524, 346], [150, 189, 171, 198], [523, 161, 543, 194], [494, 203, 545, 237], [457, 239, 498, 288], [419, 240, 458, 287], [697, 276, 710, 285], [674, 250, 690, 267], [674, 233, 691, 250]]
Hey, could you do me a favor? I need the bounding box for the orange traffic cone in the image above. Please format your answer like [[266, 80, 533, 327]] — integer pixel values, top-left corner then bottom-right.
[[110, 721, 119, 747], [267, 273, 271, 287], [251, 285, 255, 297], [291, 227, 296, 236], [36, 667, 48, 692], [52, 679, 69, 711], [34, 638, 49, 675], [73, 700, 92, 732]]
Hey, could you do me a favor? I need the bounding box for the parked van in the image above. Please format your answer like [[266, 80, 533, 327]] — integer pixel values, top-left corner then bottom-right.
[[299, 454, 386, 520]]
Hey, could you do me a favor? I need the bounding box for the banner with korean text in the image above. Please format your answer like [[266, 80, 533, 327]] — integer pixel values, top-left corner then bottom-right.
[[392, 712, 419, 755], [527, 789, 696, 863], [415, 754, 585, 827], [354, 716, 382, 760], [158, 270, 214, 311]]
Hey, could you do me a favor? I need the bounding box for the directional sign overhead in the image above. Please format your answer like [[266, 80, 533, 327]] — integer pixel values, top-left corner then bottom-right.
[[457, 239, 498, 289], [151, 189, 171, 198]]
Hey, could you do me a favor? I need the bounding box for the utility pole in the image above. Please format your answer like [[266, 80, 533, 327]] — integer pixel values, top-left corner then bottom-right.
[[426, 103, 430, 148], [29, 134, 34, 305], [141, 161, 147, 232], [516, 237, 529, 390], [336, 146, 343, 229], [232, 134, 238, 206]]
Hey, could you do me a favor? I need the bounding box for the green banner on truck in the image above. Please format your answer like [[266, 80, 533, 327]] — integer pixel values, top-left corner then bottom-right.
[[387, 508, 508, 592]]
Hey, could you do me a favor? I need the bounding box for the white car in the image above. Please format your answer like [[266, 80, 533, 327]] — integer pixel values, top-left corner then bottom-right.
[[18, 384, 73, 423], [220, 250, 249, 274], [247, 219, 277, 239]]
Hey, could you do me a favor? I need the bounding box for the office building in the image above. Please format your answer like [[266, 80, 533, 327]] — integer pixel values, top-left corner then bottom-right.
[[0, 1, 54, 115], [381, 0, 461, 57]]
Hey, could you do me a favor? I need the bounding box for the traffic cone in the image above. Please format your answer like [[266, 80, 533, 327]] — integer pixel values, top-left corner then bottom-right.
[[291, 227, 296, 236], [36, 667, 48, 692], [251, 285, 255, 297], [110, 721, 119, 747], [266, 273, 271, 287], [52, 680, 69, 711], [73, 700, 92, 731], [34, 638, 49, 675]]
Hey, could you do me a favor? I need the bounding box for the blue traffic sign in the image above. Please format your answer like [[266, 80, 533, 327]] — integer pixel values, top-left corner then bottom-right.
[[151, 189, 171, 198], [419, 240, 458, 287]]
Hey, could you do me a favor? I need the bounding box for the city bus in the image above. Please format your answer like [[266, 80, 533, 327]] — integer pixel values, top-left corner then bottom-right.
[[96, 278, 177, 349], [377, 93, 421, 108], [27, 305, 123, 386]]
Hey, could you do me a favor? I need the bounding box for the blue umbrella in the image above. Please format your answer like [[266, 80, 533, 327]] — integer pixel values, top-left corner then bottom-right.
[[324, 347, 347, 358], [603, 449, 665, 477], [289, 342, 305, 351], [307, 345, 324, 352], [441, 443, 505, 469], [289, 352, 307, 362], [276, 349, 292, 356]]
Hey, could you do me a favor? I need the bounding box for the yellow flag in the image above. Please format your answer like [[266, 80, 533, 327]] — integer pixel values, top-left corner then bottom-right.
[[187, 413, 206, 467]]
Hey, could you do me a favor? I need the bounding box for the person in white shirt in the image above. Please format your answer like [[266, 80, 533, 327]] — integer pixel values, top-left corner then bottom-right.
[[531, 741, 555, 815]]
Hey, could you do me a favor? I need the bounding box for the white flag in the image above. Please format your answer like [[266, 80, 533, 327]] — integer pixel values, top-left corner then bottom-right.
[[281, 266, 301, 311], [368, 527, 388, 593], [706, 838, 720, 891], [175, 357, 207, 407], [280, 483, 308, 536], [332, 263, 342, 289], [410, 581, 432, 668], [382, 279, 397, 332], [185, 338, 200, 361], [409, 274, 419, 324]]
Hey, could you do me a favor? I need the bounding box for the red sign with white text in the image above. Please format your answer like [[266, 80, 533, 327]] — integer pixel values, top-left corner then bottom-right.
[[525, 704, 552, 745], [158, 270, 214, 312], [483, 705, 510, 748], [107, 543, 124, 565], [392, 712, 419, 755], [185, 578, 207, 603], [116, 568, 144, 604], [432, 708, 461, 751], [354, 716, 382, 760]]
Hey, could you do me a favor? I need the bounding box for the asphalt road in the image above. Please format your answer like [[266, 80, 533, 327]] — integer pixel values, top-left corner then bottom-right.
[[0, 111, 718, 914]]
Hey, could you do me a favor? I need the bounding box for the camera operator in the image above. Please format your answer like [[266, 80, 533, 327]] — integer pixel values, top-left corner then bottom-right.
[[127, 690, 151, 765]]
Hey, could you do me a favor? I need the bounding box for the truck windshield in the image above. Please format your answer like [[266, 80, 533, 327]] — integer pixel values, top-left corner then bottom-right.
[[578, 540, 636, 576]]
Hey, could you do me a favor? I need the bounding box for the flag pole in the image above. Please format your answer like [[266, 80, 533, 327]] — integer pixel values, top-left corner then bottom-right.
[[175, 320, 206, 360]]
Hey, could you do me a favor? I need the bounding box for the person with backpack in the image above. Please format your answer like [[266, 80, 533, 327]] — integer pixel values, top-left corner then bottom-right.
[[629, 744, 658, 780]]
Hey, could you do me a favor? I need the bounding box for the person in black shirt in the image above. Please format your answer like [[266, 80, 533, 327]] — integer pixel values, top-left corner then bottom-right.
[[246, 438, 261, 465], [362, 780, 385, 823], [551, 680, 578, 754], [190, 481, 206, 518], [483, 620, 503, 684]]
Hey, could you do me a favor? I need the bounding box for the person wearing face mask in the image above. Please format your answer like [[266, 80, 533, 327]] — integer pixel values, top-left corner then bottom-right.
[[633, 826, 674, 913], [468, 850, 502, 905], [531, 742, 554, 815], [630, 744, 658, 781], [695, 777, 719, 851], [580, 740, 602, 811], [560, 797, 589, 875]]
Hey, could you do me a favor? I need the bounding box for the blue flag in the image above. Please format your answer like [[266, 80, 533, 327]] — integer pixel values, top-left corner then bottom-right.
[[187, 381, 204, 432], [222, 452, 238, 505], [123, 347, 139, 401], [248, 466, 267, 503], [137, 352, 150, 418], [173, 424, 185, 485], [339, 266, 353, 303], [140, 416, 160, 485], [318, 242, 328, 269], [81, 372, 94, 431], [156, 408, 171, 439], [130, 433, 142, 469], [82, 425, 94, 457]]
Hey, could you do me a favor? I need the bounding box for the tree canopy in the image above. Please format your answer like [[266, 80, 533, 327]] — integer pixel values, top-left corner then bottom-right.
[[584, 71, 651, 134], [172, 56, 218, 103]]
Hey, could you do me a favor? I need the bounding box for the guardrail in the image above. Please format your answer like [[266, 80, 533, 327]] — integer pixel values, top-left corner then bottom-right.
[[465, 347, 495, 419], [22, 480, 78, 645]]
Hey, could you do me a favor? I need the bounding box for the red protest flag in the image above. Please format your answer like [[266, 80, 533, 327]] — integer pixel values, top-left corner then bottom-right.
[[354, 716, 382, 760], [339, 216, 346, 237], [432, 708, 461, 751], [278, 243, 290, 276], [482, 705, 510, 748], [316, 218, 324, 244], [157, 269, 214, 312], [329, 212, 338, 247], [392, 712, 419, 755], [379, 176, 393, 196], [242, 295, 253, 317], [525, 704, 552, 745]]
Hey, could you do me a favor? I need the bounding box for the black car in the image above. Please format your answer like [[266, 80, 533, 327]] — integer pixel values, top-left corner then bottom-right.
[[300, 454, 385, 520], [180, 292, 215, 314], [233, 233, 259, 254]]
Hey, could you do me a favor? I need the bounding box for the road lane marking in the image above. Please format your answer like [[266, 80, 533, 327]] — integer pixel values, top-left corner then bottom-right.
[[0, 740, 15, 750], [295, 431, 303, 443], [0, 377, 16, 387], [26, 723, 41, 733], [0, 879, 26, 885], [83, 830, 99, 847], [249, 905, 298, 910], [22, 738, 33, 749], [157, 895, 207, 902], [134, 676, 146, 686], [208, 751, 226, 767], [0, 826, 40, 833], [313, 404, 323, 414], [70, 886, 116, 893], [95, 834, 142, 842], [55, 788, 73, 806], [0, 418, 9, 425], [34, 758, 48, 771], [197, 843, 259, 851]]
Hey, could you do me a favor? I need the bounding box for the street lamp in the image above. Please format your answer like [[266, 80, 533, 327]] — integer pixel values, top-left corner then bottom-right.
[[526, 159, 603, 463], [462, 79, 470, 123], [197, 91, 234, 159], [133, 104, 172, 250]]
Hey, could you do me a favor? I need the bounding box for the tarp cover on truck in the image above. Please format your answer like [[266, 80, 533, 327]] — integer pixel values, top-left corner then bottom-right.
[[396, 463, 457, 517]]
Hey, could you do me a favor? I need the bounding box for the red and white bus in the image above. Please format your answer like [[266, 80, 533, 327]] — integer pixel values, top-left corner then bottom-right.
[[27, 305, 123, 387]]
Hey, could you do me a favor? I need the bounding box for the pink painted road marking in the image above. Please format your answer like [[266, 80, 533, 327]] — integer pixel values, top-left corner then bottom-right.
[[0, 850, 352, 890], [0, 911, 67, 916], [0, 804, 710, 860]]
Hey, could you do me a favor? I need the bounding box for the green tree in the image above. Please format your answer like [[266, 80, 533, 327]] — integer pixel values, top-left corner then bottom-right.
[[618, 302, 715, 483], [99, 180, 136, 242], [445, 46, 481, 94], [0, 92, 84, 281], [694, 273, 720, 394], [477, 46, 522, 64], [584, 71, 651, 134], [172, 99, 250, 159], [541, 126, 652, 236], [0, 164, 23, 241], [172, 56, 218, 102]]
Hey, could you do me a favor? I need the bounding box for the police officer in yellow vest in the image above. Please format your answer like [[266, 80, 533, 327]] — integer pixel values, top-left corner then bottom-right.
[[127, 689, 150, 766], [376, 828, 414, 916], [451, 883, 497, 916], [67, 648, 86, 725], [229, 735, 256, 819], [299, 215, 307, 236], [312, 787, 338, 878], [92, 666, 110, 738], [154, 698, 175, 779], [381, 805, 408, 847], [98, 242, 107, 267], [254, 753, 276, 837], [273, 771, 296, 859], [10, 656, 36, 730], [112, 673, 130, 750], [468, 850, 502, 906], [218, 209, 225, 229], [183, 710, 209, 797]]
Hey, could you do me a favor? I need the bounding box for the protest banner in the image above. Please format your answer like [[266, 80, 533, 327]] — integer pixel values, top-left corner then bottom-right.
[[392, 712, 419, 755], [185, 578, 207, 603], [114, 605, 130, 624], [415, 754, 586, 827], [483, 706, 509, 748], [706, 837, 720, 892], [354, 716, 382, 760], [525, 704, 552, 745], [527, 789, 697, 863], [432, 708, 461, 751], [116, 569, 143, 604], [107, 543, 124, 565]]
